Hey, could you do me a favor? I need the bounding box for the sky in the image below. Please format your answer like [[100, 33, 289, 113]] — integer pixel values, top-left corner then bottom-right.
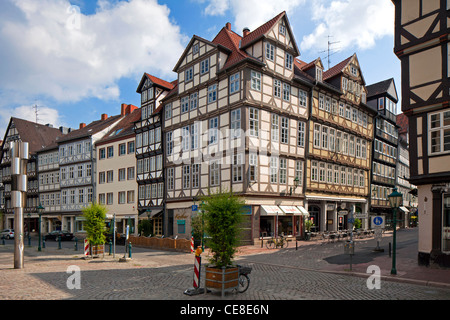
[[0, 0, 399, 138]]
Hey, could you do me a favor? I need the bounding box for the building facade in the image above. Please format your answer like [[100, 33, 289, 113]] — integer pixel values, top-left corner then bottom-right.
[[134, 73, 175, 236], [366, 78, 401, 226], [393, 0, 450, 266], [96, 104, 140, 236], [303, 54, 376, 232]]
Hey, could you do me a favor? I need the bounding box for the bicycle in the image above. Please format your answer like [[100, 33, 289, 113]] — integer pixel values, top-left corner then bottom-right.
[[236, 265, 252, 293], [265, 235, 289, 249]]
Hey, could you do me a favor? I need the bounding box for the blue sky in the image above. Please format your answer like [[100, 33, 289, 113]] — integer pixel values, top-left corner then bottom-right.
[[0, 0, 398, 138]]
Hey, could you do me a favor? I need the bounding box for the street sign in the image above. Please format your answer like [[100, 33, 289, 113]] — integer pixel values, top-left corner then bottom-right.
[[371, 216, 385, 229], [348, 217, 355, 224], [192, 205, 198, 212]]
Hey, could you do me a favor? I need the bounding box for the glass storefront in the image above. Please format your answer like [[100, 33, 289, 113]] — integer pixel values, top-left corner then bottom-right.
[[443, 194, 450, 252]]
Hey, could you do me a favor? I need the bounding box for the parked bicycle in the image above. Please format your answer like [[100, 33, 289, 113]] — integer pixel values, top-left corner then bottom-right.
[[236, 265, 252, 293], [265, 235, 289, 249]]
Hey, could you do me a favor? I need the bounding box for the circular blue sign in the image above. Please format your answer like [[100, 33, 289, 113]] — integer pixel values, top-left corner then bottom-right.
[[373, 216, 383, 226]]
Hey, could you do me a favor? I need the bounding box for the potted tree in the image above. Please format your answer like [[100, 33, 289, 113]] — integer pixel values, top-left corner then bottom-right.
[[82, 203, 107, 257], [304, 219, 314, 241], [201, 190, 244, 296]]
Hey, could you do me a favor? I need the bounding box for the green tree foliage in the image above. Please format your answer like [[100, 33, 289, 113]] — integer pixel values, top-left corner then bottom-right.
[[201, 190, 244, 268], [82, 203, 107, 246]]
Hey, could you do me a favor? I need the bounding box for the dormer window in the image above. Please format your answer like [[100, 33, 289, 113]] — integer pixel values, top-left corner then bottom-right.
[[316, 67, 323, 82], [141, 90, 147, 104], [279, 24, 286, 35], [350, 65, 358, 77]]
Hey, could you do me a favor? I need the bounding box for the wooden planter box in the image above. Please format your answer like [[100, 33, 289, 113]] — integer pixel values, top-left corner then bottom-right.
[[91, 244, 105, 256], [205, 266, 238, 297]]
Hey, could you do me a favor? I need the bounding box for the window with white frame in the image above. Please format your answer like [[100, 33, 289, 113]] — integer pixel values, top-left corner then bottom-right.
[[181, 96, 189, 113], [325, 96, 331, 112], [249, 153, 258, 182], [231, 109, 241, 138], [285, 53, 293, 70], [274, 79, 281, 98], [251, 71, 261, 91], [185, 67, 193, 82], [191, 122, 199, 150], [190, 92, 198, 110], [329, 128, 335, 152], [182, 126, 190, 151], [208, 84, 217, 103], [429, 109, 450, 154], [230, 73, 240, 94], [200, 58, 209, 74], [233, 154, 243, 182], [339, 102, 345, 117], [319, 94, 324, 110], [345, 105, 351, 119], [327, 164, 333, 183], [166, 131, 173, 155], [295, 161, 303, 185], [281, 117, 289, 144], [270, 156, 278, 183], [164, 103, 172, 120], [192, 164, 200, 188], [314, 124, 321, 148], [167, 168, 174, 190], [183, 165, 190, 189], [299, 89, 307, 107], [209, 117, 218, 144], [266, 43, 274, 61], [319, 162, 326, 183], [249, 108, 259, 137], [210, 160, 220, 186], [322, 126, 328, 149], [279, 158, 287, 184], [297, 121, 305, 147], [283, 83, 290, 101], [311, 161, 318, 182], [316, 68, 323, 82], [334, 165, 339, 184]]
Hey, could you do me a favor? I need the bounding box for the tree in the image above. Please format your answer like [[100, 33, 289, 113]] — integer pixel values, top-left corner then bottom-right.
[[201, 190, 244, 268], [82, 203, 107, 246]]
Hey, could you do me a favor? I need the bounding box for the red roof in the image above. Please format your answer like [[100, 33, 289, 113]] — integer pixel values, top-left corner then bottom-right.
[[144, 73, 175, 90], [396, 113, 409, 134], [323, 55, 352, 80], [212, 25, 250, 70], [240, 11, 285, 49]]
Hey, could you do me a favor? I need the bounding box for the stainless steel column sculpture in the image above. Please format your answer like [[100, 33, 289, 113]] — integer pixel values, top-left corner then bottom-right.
[[10, 141, 29, 269]]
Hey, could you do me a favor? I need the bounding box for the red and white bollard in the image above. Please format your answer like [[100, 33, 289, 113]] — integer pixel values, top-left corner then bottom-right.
[[84, 239, 90, 257], [190, 235, 194, 253], [184, 246, 205, 295]]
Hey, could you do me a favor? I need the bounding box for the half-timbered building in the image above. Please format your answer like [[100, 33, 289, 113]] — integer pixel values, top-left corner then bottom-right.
[[163, 12, 310, 243], [366, 78, 401, 224], [392, 0, 450, 267], [304, 54, 376, 232], [0, 118, 68, 231], [134, 73, 175, 236]]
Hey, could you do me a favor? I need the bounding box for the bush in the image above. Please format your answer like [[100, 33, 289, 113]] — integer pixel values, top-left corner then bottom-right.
[[82, 203, 107, 246], [201, 190, 244, 268], [138, 219, 153, 237]]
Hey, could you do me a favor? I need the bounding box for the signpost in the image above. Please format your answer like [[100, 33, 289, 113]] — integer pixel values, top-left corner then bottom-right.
[[372, 215, 385, 252]]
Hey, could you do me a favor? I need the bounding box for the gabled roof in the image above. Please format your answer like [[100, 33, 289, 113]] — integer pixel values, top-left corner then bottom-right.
[[4, 118, 67, 155], [58, 114, 122, 143], [136, 72, 175, 93], [96, 108, 141, 146], [366, 78, 398, 102], [239, 11, 300, 56], [323, 55, 353, 80]]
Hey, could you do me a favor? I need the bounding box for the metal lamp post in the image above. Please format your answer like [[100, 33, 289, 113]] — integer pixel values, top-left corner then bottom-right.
[[37, 203, 44, 252], [290, 177, 299, 195], [388, 188, 403, 275], [200, 200, 205, 251]]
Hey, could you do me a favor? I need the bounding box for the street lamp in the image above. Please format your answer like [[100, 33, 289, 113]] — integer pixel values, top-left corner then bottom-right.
[[290, 177, 300, 195], [388, 187, 403, 275], [200, 200, 205, 251], [37, 203, 44, 252]]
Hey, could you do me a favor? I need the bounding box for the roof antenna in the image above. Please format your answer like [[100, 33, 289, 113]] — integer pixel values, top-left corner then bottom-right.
[[33, 103, 39, 124], [319, 35, 340, 69]]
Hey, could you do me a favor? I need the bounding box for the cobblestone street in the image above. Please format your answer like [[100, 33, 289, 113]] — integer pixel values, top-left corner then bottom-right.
[[0, 228, 449, 303]]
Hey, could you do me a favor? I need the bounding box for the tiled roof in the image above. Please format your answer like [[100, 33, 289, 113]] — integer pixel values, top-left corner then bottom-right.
[[58, 114, 122, 143], [96, 108, 141, 145], [366, 78, 394, 98], [323, 55, 353, 80], [240, 11, 285, 49], [396, 113, 409, 134], [9, 118, 67, 154], [212, 26, 250, 70], [144, 73, 175, 90]]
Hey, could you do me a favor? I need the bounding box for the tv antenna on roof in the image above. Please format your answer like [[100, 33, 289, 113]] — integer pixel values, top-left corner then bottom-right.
[[33, 103, 39, 124], [319, 35, 340, 69]]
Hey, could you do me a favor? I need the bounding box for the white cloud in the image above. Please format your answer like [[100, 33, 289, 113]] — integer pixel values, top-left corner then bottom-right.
[[301, 0, 394, 53], [0, 0, 186, 104], [0, 105, 65, 139], [201, 0, 305, 33]]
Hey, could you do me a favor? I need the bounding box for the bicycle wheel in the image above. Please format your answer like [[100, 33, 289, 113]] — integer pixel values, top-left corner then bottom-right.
[[266, 239, 275, 249], [238, 274, 250, 293]]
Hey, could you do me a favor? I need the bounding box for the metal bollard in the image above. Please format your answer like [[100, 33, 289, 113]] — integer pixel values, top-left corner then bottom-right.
[[128, 242, 132, 259], [389, 242, 391, 257], [58, 235, 62, 249], [74, 237, 78, 251]]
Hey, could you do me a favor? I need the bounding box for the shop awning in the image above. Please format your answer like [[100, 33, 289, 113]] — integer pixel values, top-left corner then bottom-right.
[[260, 205, 283, 215], [399, 206, 409, 213], [139, 208, 163, 218], [279, 206, 302, 215], [297, 206, 309, 216]]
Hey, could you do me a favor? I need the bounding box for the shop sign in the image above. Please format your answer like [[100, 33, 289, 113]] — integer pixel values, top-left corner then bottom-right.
[[241, 205, 252, 215]]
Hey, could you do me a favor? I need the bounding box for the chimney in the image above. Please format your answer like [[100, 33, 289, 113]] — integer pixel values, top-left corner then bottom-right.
[[126, 104, 138, 115], [243, 27, 250, 37], [121, 103, 127, 116], [226, 22, 231, 31], [101, 113, 108, 121], [79, 123, 86, 129]]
